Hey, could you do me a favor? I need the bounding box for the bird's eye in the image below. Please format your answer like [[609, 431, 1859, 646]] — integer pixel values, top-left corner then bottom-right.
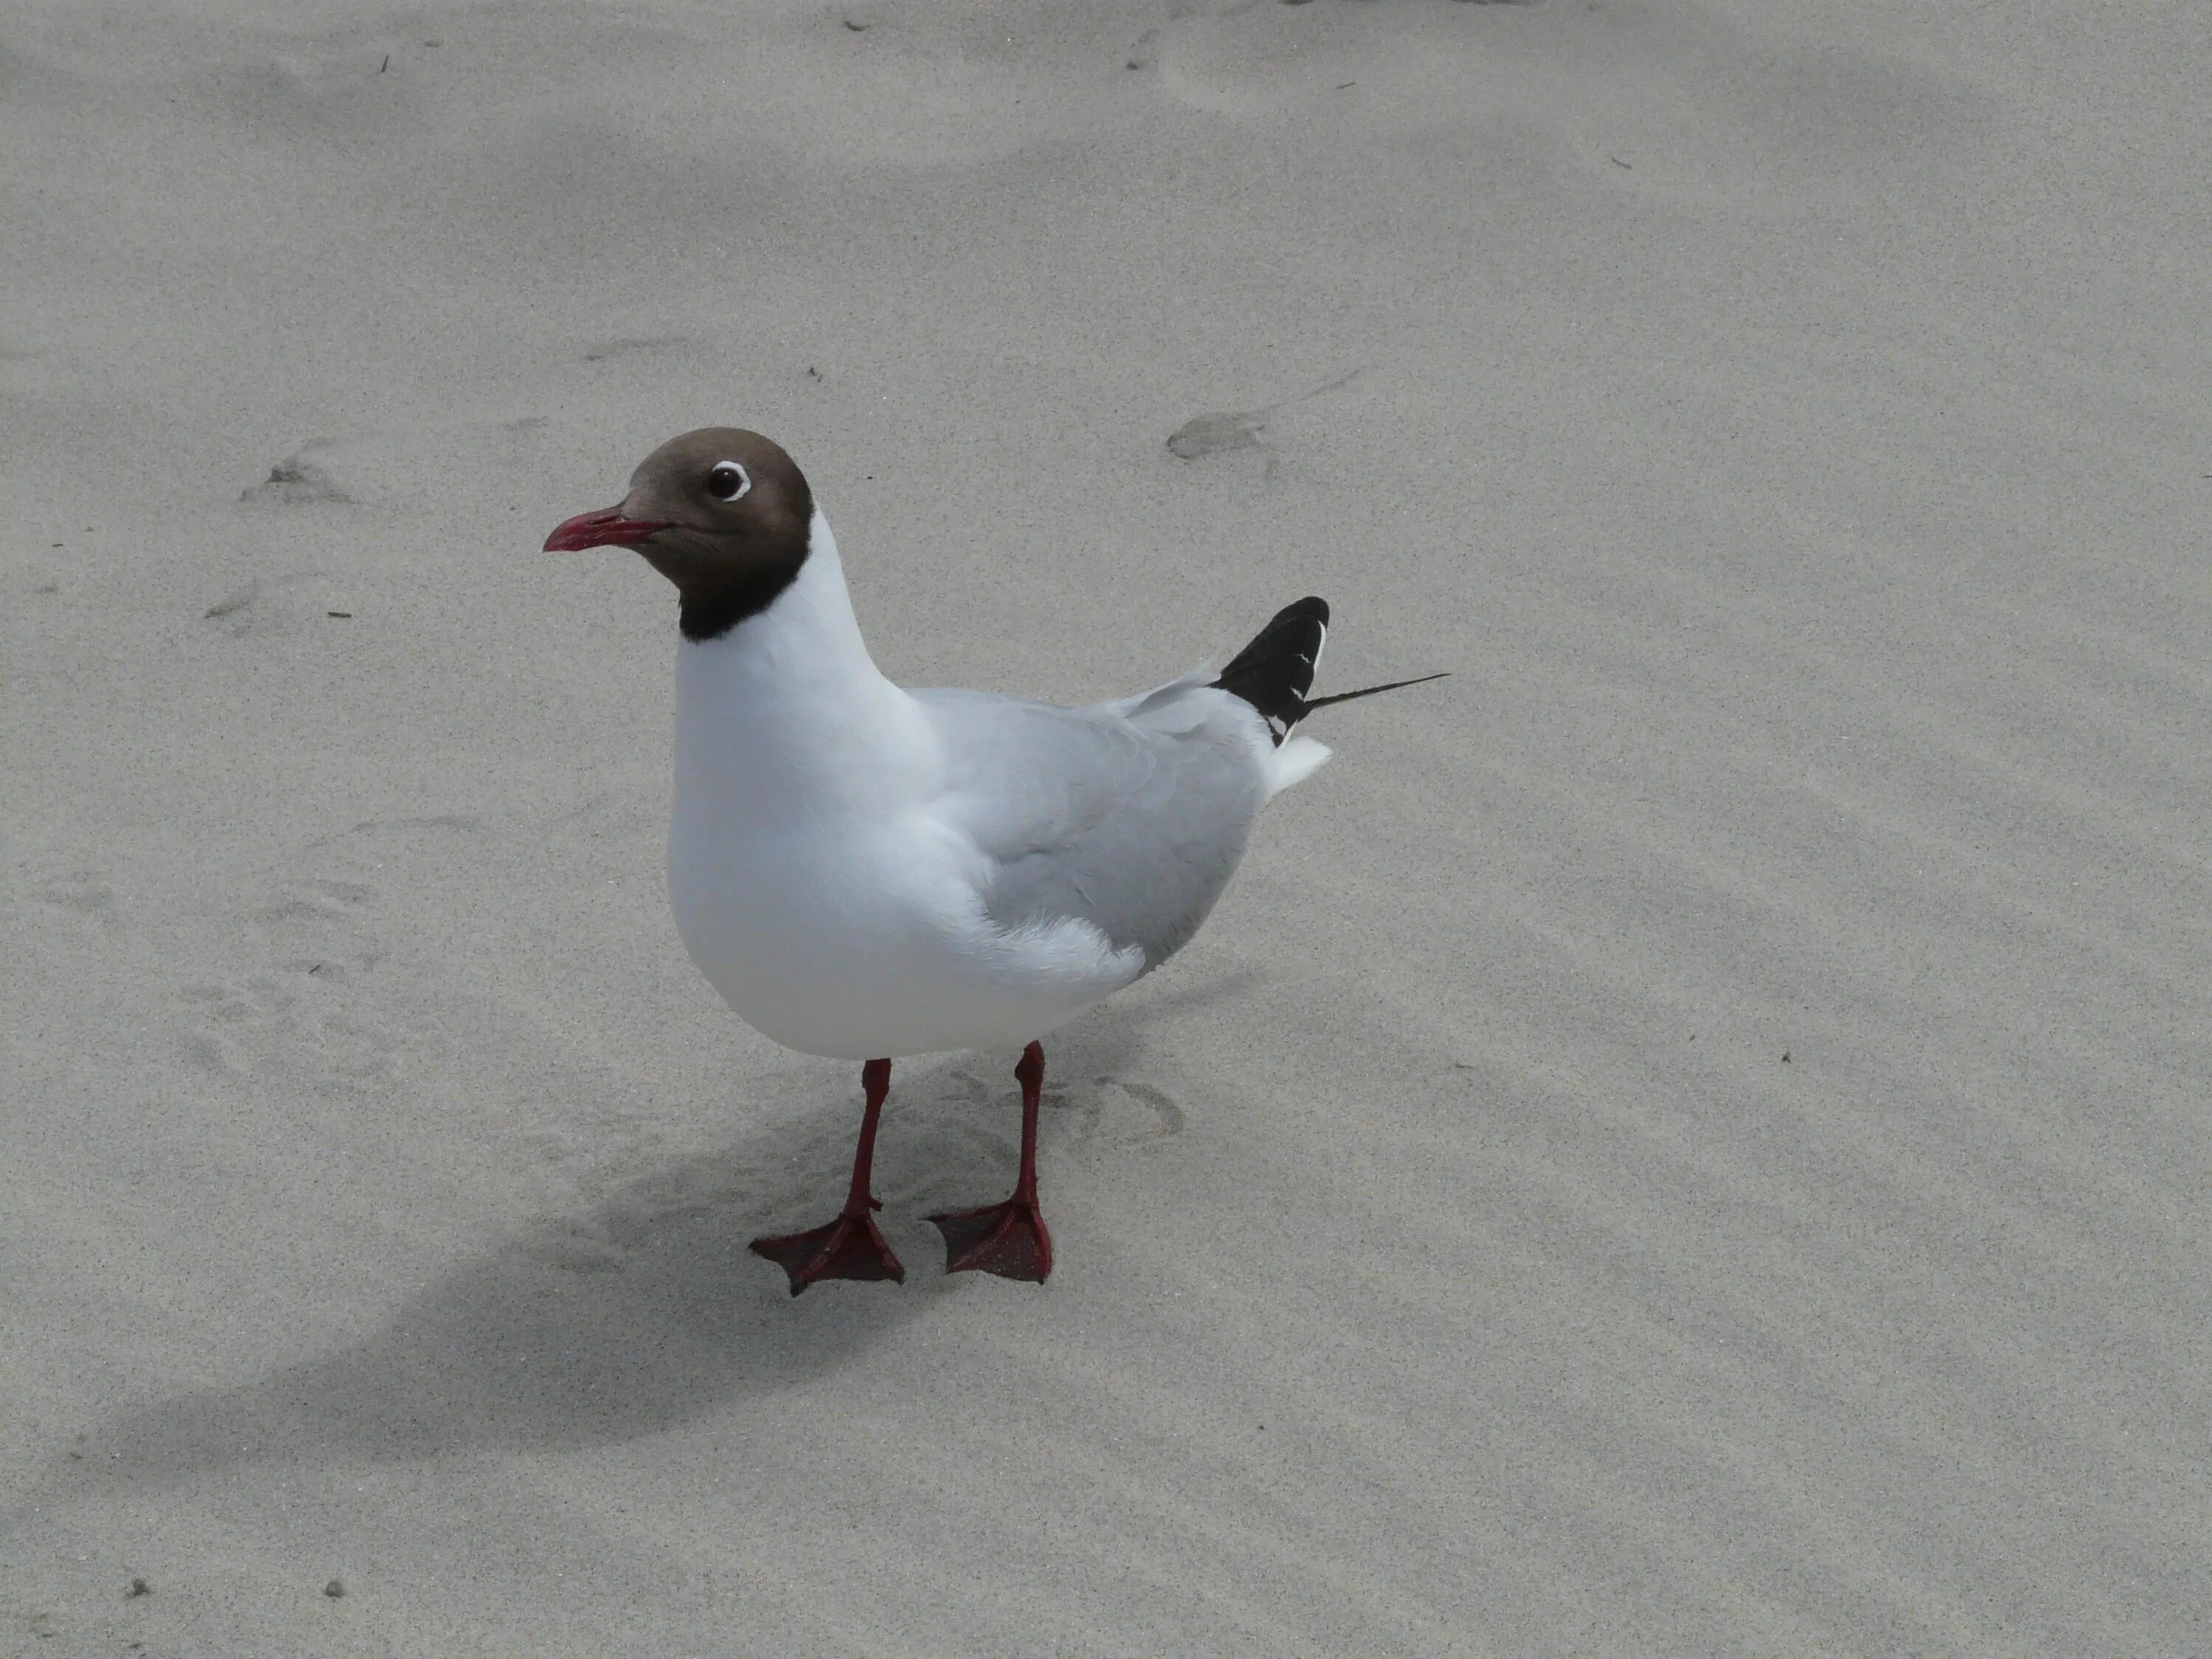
[[706, 461, 752, 502]]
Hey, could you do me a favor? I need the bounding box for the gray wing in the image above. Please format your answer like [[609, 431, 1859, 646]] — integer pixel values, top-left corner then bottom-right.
[[914, 681, 1274, 970]]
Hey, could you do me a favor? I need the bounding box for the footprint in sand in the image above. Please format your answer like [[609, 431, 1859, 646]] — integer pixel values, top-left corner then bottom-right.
[[1054, 1077, 1187, 1149], [251, 876, 375, 926], [582, 334, 691, 364], [1166, 366, 1361, 475], [28, 871, 121, 928], [201, 571, 334, 636], [179, 876, 417, 1088], [1166, 408, 1269, 462], [239, 449, 350, 506]]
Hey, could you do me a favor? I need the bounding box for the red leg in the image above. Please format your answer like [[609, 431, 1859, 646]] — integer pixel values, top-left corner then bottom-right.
[[929, 1041, 1054, 1283], [751, 1057, 905, 1295]]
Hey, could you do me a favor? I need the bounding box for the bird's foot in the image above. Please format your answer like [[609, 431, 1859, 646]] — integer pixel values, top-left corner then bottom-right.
[[750, 1201, 904, 1295], [929, 1195, 1053, 1283]]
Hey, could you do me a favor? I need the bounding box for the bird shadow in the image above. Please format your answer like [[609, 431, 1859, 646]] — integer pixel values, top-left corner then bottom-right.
[[32, 978, 1254, 1503]]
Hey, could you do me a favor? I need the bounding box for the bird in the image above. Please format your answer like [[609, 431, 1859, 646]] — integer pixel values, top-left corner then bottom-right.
[[543, 428, 1442, 1294]]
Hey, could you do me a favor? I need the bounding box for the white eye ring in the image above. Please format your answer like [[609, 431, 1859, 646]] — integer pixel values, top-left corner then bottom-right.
[[706, 460, 752, 502]]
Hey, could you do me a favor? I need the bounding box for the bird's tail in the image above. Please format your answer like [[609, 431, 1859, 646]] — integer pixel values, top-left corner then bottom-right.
[[1212, 596, 1447, 745]]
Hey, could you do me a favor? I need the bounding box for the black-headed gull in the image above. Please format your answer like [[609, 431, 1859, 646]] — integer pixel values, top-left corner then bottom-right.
[[545, 429, 1441, 1293]]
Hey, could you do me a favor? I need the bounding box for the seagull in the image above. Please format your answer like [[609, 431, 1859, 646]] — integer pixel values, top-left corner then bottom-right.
[[544, 428, 1441, 1294]]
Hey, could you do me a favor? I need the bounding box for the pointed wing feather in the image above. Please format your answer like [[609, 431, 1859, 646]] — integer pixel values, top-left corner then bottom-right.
[[914, 684, 1274, 970]]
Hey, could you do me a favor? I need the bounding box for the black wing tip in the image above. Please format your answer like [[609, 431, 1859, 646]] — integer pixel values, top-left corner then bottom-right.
[[1211, 597, 1333, 742], [1265, 597, 1330, 639], [1211, 597, 1448, 734]]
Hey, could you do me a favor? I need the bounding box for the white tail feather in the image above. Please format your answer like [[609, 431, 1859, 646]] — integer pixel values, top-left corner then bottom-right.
[[1268, 735, 1332, 796]]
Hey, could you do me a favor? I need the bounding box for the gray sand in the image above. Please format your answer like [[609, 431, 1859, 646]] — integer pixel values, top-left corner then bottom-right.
[[4, 1, 2208, 1654]]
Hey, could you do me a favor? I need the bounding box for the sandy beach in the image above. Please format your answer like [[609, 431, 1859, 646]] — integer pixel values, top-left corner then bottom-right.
[[4, 1, 2208, 1652]]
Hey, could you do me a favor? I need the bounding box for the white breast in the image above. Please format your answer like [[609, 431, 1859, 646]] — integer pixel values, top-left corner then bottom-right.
[[664, 515, 1140, 1059]]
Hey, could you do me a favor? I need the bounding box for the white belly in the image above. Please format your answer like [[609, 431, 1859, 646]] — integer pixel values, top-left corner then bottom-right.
[[659, 532, 1144, 1059], [667, 804, 1139, 1060]]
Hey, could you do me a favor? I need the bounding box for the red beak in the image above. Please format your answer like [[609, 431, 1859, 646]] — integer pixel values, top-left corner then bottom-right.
[[543, 505, 670, 552]]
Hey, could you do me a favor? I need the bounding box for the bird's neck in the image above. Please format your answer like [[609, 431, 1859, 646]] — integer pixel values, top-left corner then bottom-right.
[[671, 512, 936, 816]]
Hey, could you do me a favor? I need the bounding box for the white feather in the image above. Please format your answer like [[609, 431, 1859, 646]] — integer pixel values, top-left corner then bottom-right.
[[1268, 735, 1332, 796]]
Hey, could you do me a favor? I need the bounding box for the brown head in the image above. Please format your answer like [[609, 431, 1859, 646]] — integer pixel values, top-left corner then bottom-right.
[[543, 428, 816, 641]]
